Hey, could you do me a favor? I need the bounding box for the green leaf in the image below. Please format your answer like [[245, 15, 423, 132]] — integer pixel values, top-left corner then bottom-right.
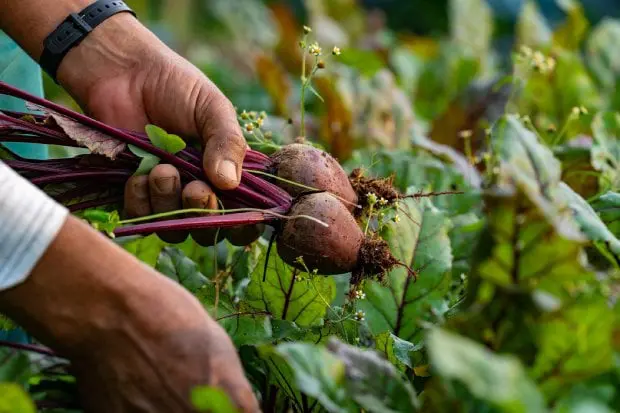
[[128, 144, 161, 175], [326, 338, 419, 413], [592, 191, 620, 237], [245, 241, 336, 328], [218, 313, 273, 348], [145, 124, 187, 154], [0, 350, 32, 385], [449, 0, 493, 64], [335, 49, 385, 77], [427, 328, 547, 413], [120, 234, 166, 267], [156, 247, 209, 292], [82, 209, 120, 238], [591, 112, 620, 191], [587, 18, 620, 93], [556, 183, 620, 262], [136, 155, 161, 176], [191, 385, 239, 413], [359, 193, 453, 342], [478, 115, 591, 298], [0, 383, 36, 413], [308, 83, 324, 102], [374, 332, 421, 371], [531, 296, 615, 399], [268, 342, 351, 413], [516, 0, 552, 48], [553, 0, 590, 50]]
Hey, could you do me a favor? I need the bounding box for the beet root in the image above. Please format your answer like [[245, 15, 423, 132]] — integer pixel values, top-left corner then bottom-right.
[[270, 144, 358, 210], [277, 192, 399, 279]]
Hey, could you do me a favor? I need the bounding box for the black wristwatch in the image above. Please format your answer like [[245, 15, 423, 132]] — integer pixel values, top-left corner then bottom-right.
[[39, 0, 136, 83]]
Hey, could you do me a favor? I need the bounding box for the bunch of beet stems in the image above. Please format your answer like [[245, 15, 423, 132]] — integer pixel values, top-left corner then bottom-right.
[[0, 81, 296, 238]]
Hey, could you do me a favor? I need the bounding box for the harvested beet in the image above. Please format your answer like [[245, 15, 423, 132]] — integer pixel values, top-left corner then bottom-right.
[[269, 144, 358, 210], [277, 192, 398, 279]]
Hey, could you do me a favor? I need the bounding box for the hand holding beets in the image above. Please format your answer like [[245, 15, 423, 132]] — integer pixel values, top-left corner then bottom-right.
[[56, 12, 256, 245]]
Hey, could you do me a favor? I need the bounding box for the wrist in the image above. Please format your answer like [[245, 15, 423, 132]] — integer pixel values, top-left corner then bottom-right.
[[56, 12, 161, 105]]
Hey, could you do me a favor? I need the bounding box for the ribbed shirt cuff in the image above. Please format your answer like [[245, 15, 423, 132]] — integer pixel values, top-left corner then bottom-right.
[[0, 161, 68, 290]]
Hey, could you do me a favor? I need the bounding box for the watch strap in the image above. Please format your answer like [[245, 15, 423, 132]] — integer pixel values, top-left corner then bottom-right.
[[40, 0, 136, 83]]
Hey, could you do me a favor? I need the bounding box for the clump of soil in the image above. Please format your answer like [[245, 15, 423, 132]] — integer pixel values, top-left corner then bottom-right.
[[351, 235, 401, 285], [349, 168, 400, 215]]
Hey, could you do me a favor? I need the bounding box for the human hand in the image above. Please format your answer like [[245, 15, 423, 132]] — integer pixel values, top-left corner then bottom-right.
[[0, 215, 260, 412], [57, 13, 259, 245], [73, 265, 260, 413]]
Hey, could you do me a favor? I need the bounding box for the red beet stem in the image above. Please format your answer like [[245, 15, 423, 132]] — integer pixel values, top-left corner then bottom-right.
[[114, 208, 283, 237], [242, 170, 291, 207], [68, 195, 124, 212], [4, 160, 73, 174], [31, 171, 132, 186], [0, 82, 203, 177]]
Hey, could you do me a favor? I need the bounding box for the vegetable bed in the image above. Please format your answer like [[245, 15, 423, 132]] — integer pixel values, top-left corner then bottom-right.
[[3, 0, 620, 412]]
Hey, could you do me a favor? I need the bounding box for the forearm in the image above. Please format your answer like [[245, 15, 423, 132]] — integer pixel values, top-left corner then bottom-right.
[[0, 162, 175, 356], [0, 0, 93, 60]]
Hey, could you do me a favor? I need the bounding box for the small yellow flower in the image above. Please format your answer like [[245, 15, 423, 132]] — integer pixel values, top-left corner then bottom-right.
[[519, 45, 533, 58], [303, 25, 312, 34], [546, 57, 556, 73], [366, 192, 378, 206], [256, 118, 264, 127], [354, 310, 366, 321], [245, 123, 254, 132], [572, 106, 581, 117], [259, 111, 268, 120], [308, 42, 322, 56], [332, 46, 341, 56], [354, 290, 366, 300], [394, 215, 401, 223], [459, 130, 473, 139], [317, 60, 326, 69], [240, 110, 249, 120]]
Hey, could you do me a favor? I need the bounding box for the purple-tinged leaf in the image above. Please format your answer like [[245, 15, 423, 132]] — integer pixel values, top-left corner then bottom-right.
[[50, 113, 126, 160]]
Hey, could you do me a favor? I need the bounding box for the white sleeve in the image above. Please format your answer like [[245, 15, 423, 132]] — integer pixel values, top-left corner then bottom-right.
[[0, 161, 69, 290]]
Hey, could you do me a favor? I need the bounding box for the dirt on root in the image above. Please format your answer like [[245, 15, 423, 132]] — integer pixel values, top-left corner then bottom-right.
[[349, 168, 399, 215], [351, 235, 400, 285]]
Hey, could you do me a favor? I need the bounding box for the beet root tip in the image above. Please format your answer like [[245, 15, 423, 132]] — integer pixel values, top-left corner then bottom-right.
[[351, 236, 400, 285]]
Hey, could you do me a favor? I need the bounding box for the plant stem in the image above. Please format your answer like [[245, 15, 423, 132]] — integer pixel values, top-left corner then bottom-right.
[[68, 195, 123, 212], [0, 340, 57, 357], [300, 34, 308, 139], [30, 171, 132, 186], [114, 209, 279, 237], [0, 81, 202, 177]]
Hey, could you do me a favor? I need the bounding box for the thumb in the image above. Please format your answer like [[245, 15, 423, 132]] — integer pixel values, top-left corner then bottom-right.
[[199, 88, 247, 191]]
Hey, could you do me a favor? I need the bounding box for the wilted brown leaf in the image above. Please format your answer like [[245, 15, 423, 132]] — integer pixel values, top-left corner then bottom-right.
[[430, 77, 511, 155], [255, 53, 292, 117], [51, 114, 125, 160], [314, 75, 354, 161]]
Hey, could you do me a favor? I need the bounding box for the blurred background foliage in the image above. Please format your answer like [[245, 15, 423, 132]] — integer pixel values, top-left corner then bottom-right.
[[41, 0, 620, 162]]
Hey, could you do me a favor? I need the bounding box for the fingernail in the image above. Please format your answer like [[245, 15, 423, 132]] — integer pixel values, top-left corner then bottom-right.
[[154, 176, 176, 193], [217, 160, 238, 184]]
